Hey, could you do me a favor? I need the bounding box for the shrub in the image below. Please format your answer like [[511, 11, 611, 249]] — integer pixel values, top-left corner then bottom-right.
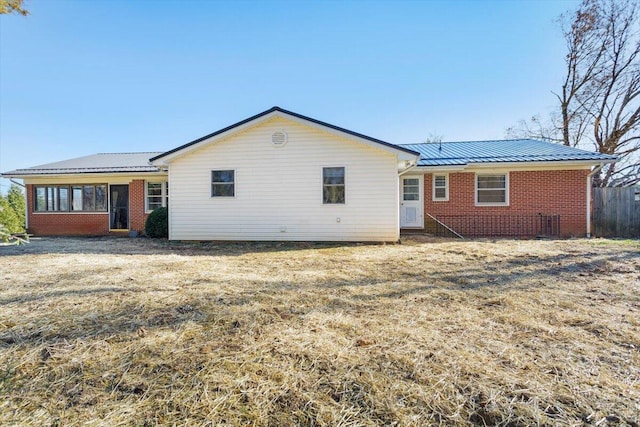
[[0, 185, 25, 234], [145, 207, 168, 238], [0, 195, 22, 234], [7, 184, 25, 231]]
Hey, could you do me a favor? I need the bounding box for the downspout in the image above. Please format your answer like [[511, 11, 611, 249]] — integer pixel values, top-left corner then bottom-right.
[[9, 179, 28, 231], [586, 164, 603, 238], [398, 160, 418, 176]]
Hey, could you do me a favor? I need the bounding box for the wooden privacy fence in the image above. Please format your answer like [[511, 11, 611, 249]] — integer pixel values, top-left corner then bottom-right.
[[593, 187, 640, 237]]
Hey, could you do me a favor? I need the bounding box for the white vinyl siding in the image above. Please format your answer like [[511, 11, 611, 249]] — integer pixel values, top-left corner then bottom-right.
[[211, 170, 235, 197], [167, 117, 400, 241]]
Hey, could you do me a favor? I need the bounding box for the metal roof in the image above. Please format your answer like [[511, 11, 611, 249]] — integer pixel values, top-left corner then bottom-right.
[[2, 139, 615, 178], [2, 152, 164, 176], [398, 139, 617, 167]]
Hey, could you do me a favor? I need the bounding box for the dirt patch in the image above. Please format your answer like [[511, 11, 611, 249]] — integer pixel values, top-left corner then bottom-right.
[[1, 237, 639, 425]]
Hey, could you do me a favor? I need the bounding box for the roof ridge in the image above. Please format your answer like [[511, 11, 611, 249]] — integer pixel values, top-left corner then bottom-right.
[[150, 106, 420, 161]]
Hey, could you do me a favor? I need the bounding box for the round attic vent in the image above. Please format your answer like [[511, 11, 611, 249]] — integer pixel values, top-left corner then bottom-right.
[[272, 130, 288, 147]]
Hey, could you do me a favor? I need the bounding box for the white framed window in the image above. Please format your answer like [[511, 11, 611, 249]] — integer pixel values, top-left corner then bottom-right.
[[432, 174, 449, 201], [322, 166, 345, 204], [211, 170, 235, 197], [145, 181, 168, 212], [476, 173, 509, 206]]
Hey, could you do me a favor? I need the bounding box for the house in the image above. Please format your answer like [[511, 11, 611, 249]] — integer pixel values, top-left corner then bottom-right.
[[1, 107, 616, 240]]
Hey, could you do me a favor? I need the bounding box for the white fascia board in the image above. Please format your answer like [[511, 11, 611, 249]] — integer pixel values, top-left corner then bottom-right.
[[22, 172, 167, 183], [12, 172, 167, 179], [415, 165, 467, 173], [466, 159, 614, 171], [415, 159, 614, 173]]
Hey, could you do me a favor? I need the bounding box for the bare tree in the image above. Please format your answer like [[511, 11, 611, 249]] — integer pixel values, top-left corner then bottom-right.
[[508, 0, 640, 187], [424, 133, 444, 143]]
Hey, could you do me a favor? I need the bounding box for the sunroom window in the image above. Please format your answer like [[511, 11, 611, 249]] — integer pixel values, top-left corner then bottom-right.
[[34, 184, 107, 212]]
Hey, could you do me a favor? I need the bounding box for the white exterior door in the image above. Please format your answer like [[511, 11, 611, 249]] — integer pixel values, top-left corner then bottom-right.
[[400, 175, 423, 228]]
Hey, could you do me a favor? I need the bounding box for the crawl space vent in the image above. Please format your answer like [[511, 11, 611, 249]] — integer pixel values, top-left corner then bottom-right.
[[271, 131, 288, 147]]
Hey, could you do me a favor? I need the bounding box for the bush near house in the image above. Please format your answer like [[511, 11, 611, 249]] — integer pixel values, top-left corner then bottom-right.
[[144, 207, 168, 238], [0, 185, 24, 234]]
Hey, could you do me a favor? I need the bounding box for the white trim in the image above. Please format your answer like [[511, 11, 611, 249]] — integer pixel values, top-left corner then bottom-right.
[[210, 169, 236, 198], [14, 172, 167, 181], [416, 159, 613, 173], [415, 165, 467, 172], [23, 174, 166, 187], [321, 165, 347, 205], [33, 183, 108, 213], [144, 181, 168, 213], [400, 175, 424, 228], [586, 164, 603, 238], [32, 211, 108, 215], [468, 159, 614, 169], [432, 173, 449, 201], [475, 173, 510, 206], [168, 167, 174, 240]]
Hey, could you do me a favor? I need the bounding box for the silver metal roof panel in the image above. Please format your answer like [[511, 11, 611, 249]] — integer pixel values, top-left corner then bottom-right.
[[2, 152, 164, 176], [399, 139, 616, 166]]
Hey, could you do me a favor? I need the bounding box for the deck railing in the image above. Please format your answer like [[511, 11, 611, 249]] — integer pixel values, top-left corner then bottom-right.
[[425, 214, 561, 238]]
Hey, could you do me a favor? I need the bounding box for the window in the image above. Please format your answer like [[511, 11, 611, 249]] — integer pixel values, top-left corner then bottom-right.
[[34, 184, 107, 212], [323, 167, 345, 204], [146, 182, 168, 212], [433, 174, 449, 201], [476, 174, 508, 205], [403, 178, 420, 200], [211, 170, 235, 197]]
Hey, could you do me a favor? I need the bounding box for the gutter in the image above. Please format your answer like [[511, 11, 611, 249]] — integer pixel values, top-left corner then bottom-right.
[[586, 164, 604, 238], [398, 160, 418, 176], [9, 179, 25, 188]]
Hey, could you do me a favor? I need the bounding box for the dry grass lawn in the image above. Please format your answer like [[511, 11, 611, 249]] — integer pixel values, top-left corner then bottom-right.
[[0, 236, 638, 426]]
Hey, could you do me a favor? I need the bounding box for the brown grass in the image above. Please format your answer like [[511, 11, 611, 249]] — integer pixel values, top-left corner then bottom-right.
[[0, 236, 638, 426]]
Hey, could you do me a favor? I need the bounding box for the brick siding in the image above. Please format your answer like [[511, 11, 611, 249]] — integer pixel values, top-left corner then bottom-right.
[[26, 180, 150, 236], [423, 169, 590, 237], [128, 179, 149, 233]]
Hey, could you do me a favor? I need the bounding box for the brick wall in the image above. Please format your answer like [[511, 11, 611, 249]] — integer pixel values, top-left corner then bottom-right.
[[26, 181, 150, 236], [26, 184, 109, 235], [423, 169, 590, 237], [129, 179, 150, 234]]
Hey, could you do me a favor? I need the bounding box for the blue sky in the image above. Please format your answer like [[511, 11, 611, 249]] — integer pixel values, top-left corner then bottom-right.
[[0, 0, 577, 192]]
